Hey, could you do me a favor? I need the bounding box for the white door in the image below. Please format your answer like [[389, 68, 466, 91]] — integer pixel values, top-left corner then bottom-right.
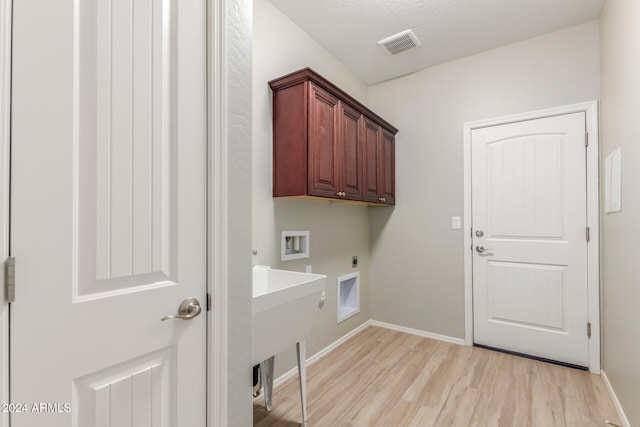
[[10, 0, 207, 425], [472, 112, 589, 367]]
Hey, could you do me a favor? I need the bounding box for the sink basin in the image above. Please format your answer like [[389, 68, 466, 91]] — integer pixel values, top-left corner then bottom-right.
[[252, 266, 326, 365]]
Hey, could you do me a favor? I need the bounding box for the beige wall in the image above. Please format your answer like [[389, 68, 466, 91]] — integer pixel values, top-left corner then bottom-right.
[[367, 22, 601, 338], [252, 0, 372, 377], [600, 1, 640, 424]]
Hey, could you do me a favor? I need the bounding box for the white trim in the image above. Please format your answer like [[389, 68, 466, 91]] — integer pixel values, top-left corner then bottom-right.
[[0, 0, 11, 425], [463, 101, 601, 373], [601, 370, 631, 427], [208, 0, 253, 425], [208, 0, 227, 425], [370, 320, 466, 346], [584, 102, 601, 374]]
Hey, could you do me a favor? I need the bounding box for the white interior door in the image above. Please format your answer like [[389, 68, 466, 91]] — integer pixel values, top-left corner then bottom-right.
[[471, 112, 589, 367], [10, 0, 207, 425]]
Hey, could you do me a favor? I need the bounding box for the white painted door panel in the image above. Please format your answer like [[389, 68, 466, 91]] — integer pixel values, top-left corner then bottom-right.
[[10, 0, 207, 425], [472, 113, 589, 367]]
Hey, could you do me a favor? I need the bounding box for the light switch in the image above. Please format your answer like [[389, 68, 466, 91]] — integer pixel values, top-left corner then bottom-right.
[[451, 216, 461, 230]]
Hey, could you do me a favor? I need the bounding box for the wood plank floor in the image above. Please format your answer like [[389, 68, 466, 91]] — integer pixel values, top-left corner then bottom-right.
[[253, 326, 622, 427]]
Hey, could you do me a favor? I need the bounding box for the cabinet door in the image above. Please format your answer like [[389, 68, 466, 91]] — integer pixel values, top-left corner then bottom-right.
[[308, 84, 340, 198], [362, 117, 382, 203], [340, 102, 363, 199], [379, 129, 396, 204]]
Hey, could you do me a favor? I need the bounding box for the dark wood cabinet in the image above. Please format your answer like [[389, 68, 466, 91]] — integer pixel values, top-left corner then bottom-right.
[[308, 83, 340, 198], [339, 102, 364, 200], [362, 117, 382, 203], [362, 118, 395, 204], [269, 68, 397, 206], [380, 128, 396, 204]]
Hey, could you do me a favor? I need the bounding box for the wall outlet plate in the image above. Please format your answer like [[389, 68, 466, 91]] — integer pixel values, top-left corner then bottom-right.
[[352, 256, 358, 268]]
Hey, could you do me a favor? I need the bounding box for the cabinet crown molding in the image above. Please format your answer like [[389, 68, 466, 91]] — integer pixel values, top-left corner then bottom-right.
[[269, 67, 398, 135]]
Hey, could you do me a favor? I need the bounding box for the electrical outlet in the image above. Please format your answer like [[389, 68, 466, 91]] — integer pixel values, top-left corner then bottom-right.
[[352, 256, 358, 268]]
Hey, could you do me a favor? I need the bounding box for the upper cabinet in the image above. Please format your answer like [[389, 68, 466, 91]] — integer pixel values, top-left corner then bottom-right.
[[269, 68, 397, 206]]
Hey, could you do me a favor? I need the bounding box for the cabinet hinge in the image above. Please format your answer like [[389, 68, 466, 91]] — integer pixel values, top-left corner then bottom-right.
[[585, 132, 589, 147], [206, 292, 212, 311], [587, 322, 592, 338], [5, 257, 15, 303], [586, 227, 590, 242]]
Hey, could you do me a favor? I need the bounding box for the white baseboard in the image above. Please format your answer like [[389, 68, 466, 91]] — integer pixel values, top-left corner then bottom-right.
[[601, 370, 631, 427], [369, 320, 466, 346], [264, 319, 465, 391]]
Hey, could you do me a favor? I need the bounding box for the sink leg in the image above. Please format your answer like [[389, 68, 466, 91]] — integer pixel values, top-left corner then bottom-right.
[[296, 340, 307, 427], [261, 356, 275, 411]]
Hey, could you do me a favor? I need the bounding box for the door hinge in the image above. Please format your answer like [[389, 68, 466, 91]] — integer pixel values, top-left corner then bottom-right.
[[206, 292, 212, 311], [585, 132, 589, 147], [5, 257, 15, 303], [586, 227, 590, 242], [587, 322, 592, 338]]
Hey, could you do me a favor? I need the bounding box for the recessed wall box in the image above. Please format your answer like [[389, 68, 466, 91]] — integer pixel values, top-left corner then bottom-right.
[[337, 272, 360, 323], [281, 231, 310, 261]]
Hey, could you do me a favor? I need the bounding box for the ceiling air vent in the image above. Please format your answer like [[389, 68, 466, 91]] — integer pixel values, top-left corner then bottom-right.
[[378, 29, 422, 55]]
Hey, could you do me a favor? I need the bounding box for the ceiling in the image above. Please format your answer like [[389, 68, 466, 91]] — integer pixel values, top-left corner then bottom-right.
[[268, 0, 605, 85]]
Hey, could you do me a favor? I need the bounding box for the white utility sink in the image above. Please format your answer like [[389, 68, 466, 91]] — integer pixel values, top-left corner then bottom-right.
[[252, 265, 326, 426], [252, 265, 326, 365]]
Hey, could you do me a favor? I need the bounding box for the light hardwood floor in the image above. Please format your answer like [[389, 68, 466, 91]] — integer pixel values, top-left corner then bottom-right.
[[253, 326, 622, 426]]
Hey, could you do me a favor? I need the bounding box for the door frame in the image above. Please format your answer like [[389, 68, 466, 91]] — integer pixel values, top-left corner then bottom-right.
[[0, 0, 11, 424], [208, 0, 253, 425], [463, 101, 600, 373]]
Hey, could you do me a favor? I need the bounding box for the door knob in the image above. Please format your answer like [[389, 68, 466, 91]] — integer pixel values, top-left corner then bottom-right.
[[475, 245, 493, 254], [161, 298, 202, 321]]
